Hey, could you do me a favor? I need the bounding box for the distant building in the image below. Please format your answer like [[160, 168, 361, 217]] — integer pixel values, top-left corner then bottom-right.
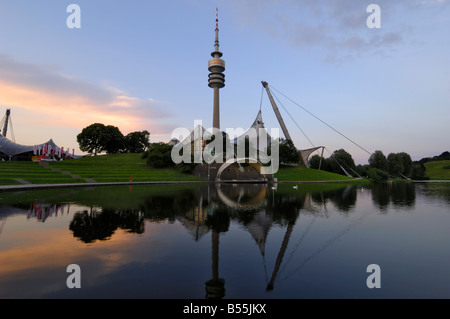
[[167, 138, 180, 146]]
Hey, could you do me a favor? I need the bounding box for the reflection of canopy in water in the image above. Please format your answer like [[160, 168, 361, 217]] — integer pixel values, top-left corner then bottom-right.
[[247, 193, 319, 258], [177, 196, 210, 241], [216, 184, 267, 211], [299, 193, 319, 212], [215, 184, 272, 256], [178, 216, 210, 241], [246, 210, 273, 256]]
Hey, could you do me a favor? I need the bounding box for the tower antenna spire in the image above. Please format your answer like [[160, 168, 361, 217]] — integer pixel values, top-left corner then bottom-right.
[[208, 8, 225, 131], [214, 8, 220, 54], [216, 7, 219, 30]]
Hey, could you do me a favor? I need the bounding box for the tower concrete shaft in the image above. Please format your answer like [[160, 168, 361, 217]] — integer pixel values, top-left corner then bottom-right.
[[208, 8, 225, 130]]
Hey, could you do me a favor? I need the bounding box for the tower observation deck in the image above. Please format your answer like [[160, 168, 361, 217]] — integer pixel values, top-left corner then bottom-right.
[[208, 8, 225, 131]]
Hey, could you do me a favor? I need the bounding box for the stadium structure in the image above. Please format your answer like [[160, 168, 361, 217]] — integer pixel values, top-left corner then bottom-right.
[[0, 108, 78, 161], [173, 9, 325, 181]]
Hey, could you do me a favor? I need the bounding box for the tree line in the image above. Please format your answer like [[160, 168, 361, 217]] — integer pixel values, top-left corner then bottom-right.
[[77, 123, 150, 155], [310, 149, 450, 181], [141, 135, 300, 173], [76, 123, 447, 182]]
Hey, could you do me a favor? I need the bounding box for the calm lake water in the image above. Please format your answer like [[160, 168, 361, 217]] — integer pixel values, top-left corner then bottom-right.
[[1, 181, 450, 299]]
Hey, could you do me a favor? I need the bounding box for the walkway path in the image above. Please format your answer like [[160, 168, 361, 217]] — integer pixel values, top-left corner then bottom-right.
[[0, 177, 370, 193], [14, 179, 32, 185], [39, 161, 97, 183], [0, 181, 206, 192]]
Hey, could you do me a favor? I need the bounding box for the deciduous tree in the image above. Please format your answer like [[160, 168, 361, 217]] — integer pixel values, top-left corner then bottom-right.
[[77, 123, 108, 156], [124, 130, 150, 153], [369, 150, 388, 171], [329, 149, 356, 175], [278, 138, 300, 165], [104, 125, 125, 154]]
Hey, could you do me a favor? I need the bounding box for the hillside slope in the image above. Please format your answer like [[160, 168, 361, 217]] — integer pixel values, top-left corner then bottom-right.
[[424, 160, 450, 180], [274, 165, 357, 182]]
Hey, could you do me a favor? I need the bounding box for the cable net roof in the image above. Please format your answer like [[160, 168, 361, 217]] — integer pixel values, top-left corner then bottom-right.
[[0, 135, 62, 157], [234, 110, 272, 151]]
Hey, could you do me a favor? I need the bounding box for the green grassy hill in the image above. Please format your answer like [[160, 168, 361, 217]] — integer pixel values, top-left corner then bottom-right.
[[424, 160, 450, 180], [274, 165, 358, 182], [49, 153, 202, 183], [0, 154, 201, 185], [1, 154, 363, 186], [0, 161, 85, 185]]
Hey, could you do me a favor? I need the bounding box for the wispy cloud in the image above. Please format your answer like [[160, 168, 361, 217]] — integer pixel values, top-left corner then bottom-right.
[[229, 0, 444, 63], [419, 0, 449, 4], [0, 53, 172, 135]]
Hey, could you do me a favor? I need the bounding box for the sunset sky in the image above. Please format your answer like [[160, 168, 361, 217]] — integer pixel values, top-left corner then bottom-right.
[[0, 0, 449, 164]]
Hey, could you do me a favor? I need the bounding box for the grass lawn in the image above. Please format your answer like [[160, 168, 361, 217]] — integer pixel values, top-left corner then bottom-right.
[[424, 160, 450, 180], [274, 165, 358, 182], [0, 153, 202, 185], [1, 154, 367, 186], [0, 161, 85, 185], [49, 153, 202, 183], [0, 183, 201, 208]]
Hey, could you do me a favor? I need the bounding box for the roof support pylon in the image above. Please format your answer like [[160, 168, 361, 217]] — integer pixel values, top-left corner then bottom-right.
[[261, 82, 292, 141]]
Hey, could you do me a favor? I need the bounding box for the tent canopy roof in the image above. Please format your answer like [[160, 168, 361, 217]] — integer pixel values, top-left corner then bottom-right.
[[0, 136, 75, 158]]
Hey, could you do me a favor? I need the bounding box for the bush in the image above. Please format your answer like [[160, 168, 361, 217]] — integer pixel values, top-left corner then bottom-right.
[[329, 149, 356, 175], [367, 167, 390, 182], [410, 163, 429, 180], [356, 164, 370, 177], [368, 150, 388, 171], [145, 142, 174, 168], [279, 138, 300, 164], [177, 162, 197, 174]]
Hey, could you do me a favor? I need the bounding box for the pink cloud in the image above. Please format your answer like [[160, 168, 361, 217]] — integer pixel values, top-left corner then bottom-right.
[[0, 53, 175, 148]]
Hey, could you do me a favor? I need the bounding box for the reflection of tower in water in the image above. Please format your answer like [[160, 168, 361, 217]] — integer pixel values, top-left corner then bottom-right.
[[204, 183, 268, 299], [205, 230, 225, 299], [178, 182, 329, 296], [175, 183, 268, 299], [204, 184, 228, 299], [175, 182, 355, 296]]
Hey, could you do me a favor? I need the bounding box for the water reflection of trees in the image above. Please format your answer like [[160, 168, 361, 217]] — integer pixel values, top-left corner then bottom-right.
[[310, 186, 357, 213], [66, 182, 418, 244], [371, 182, 416, 211], [69, 208, 145, 243], [418, 182, 450, 205], [59, 181, 421, 298]]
